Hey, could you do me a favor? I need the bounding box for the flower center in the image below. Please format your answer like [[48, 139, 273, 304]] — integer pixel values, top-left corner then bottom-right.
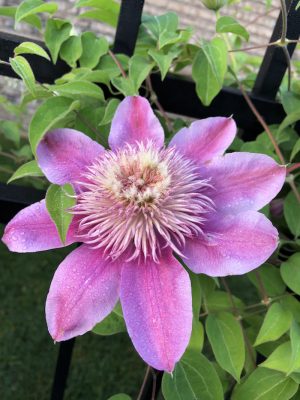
[[73, 142, 214, 262]]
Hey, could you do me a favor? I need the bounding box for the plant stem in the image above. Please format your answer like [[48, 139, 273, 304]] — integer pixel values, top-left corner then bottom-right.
[[0, 166, 13, 174], [0, 59, 10, 66], [229, 41, 278, 53], [236, 80, 300, 203], [245, 6, 280, 27], [221, 278, 239, 315], [254, 271, 270, 306], [151, 369, 157, 400], [287, 163, 300, 173], [146, 75, 172, 132], [281, 45, 292, 90], [108, 49, 127, 79], [137, 366, 151, 400], [237, 80, 285, 164], [279, 0, 288, 43], [0, 151, 18, 162]]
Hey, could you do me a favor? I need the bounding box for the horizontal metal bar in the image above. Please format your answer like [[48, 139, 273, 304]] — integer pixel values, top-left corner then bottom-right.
[[149, 74, 291, 140], [0, 31, 69, 83], [0, 31, 291, 138], [0, 182, 44, 223]]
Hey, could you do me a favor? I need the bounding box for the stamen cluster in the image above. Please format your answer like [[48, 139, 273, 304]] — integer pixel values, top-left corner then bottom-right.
[[73, 142, 214, 262]]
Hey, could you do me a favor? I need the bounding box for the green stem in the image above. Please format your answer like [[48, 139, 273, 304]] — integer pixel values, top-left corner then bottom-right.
[[280, 0, 288, 43]]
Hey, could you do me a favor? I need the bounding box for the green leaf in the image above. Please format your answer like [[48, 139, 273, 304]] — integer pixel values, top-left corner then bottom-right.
[[232, 367, 298, 400], [192, 38, 227, 106], [143, 13, 178, 39], [188, 318, 204, 352], [46, 183, 76, 244], [76, 0, 120, 27], [45, 18, 72, 64], [106, 394, 131, 400], [205, 290, 244, 312], [289, 321, 300, 374], [158, 29, 192, 49], [0, 6, 42, 29], [74, 106, 105, 140], [8, 160, 43, 183], [97, 54, 129, 80], [0, 120, 20, 146], [14, 41, 50, 60], [93, 303, 125, 336], [129, 55, 154, 93], [284, 193, 300, 237], [281, 91, 300, 115], [56, 68, 110, 85], [162, 351, 223, 400], [189, 272, 202, 317], [111, 77, 136, 97], [10, 56, 36, 96], [290, 138, 300, 161], [199, 275, 217, 298], [60, 36, 83, 68], [15, 0, 57, 25], [50, 81, 104, 100], [79, 32, 108, 68], [148, 49, 180, 80], [281, 253, 300, 294], [260, 341, 300, 374], [206, 312, 245, 381], [29, 96, 80, 153], [98, 98, 120, 126], [254, 303, 292, 346], [240, 140, 275, 158], [281, 296, 300, 324], [216, 16, 249, 41], [247, 264, 286, 297], [278, 110, 300, 133]]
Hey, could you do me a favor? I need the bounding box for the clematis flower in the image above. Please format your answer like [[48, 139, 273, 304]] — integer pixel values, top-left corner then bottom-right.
[[2, 96, 286, 372]]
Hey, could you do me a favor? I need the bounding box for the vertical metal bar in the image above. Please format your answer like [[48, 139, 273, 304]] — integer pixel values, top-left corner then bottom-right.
[[113, 0, 145, 56], [50, 339, 76, 400], [252, 0, 300, 99]]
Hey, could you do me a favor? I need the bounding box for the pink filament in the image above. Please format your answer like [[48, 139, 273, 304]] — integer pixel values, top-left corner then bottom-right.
[[72, 142, 214, 262]]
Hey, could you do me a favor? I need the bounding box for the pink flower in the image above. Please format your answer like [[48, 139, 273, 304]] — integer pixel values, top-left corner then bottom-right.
[[2, 96, 286, 372]]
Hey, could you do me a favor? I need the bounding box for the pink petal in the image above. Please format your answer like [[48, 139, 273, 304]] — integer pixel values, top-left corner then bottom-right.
[[46, 244, 121, 341], [120, 250, 192, 372], [183, 211, 278, 277], [205, 152, 286, 214], [169, 117, 236, 163], [108, 96, 164, 150], [2, 200, 78, 252], [36, 129, 104, 190]]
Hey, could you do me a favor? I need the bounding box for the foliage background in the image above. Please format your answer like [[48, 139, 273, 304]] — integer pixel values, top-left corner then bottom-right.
[[0, 0, 300, 399]]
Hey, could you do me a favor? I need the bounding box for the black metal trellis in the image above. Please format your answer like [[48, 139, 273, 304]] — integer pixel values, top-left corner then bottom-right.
[[0, 0, 300, 399]]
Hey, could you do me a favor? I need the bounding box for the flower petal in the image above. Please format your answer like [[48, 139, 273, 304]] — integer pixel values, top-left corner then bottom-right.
[[169, 117, 236, 163], [2, 200, 78, 252], [37, 128, 104, 190], [183, 211, 278, 277], [205, 152, 286, 213], [120, 250, 192, 372], [46, 244, 121, 341], [108, 96, 164, 150]]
